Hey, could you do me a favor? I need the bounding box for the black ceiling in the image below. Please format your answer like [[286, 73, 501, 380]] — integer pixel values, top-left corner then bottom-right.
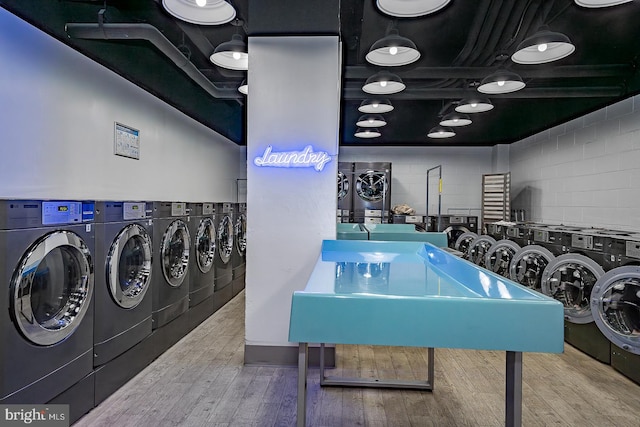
[[3, 0, 640, 147]]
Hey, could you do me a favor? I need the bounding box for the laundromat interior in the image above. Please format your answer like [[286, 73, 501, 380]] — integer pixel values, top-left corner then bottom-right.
[[3, 1, 640, 426]]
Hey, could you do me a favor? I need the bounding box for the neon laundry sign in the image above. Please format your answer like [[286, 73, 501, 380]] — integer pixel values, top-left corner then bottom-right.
[[253, 145, 332, 172]]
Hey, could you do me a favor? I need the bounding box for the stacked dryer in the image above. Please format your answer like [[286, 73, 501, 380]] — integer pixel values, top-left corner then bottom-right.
[[428, 215, 478, 249], [0, 200, 95, 421], [352, 162, 391, 224], [151, 201, 191, 355], [213, 202, 234, 312], [187, 202, 216, 332], [232, 202, 247, 297], [93, 201, 154, 404], [337, 162, 353, 223]]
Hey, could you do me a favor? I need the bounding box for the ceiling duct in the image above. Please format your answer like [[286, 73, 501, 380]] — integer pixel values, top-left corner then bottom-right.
[[65, 21, 242, 100]]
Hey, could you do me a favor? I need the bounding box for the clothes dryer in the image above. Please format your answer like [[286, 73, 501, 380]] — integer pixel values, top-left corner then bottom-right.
[[484, 239, 521, 278], [93, 201, 153, 367], [530, 224, 581, 256], [467, 235, 496, 268], [186, 202, 216, 330], [541, 253, 610, 363], [231, 202, 247, 297], [485, 222, 506, 240], [509, 245, 555, 293], [213, 202, 234, 312], [591, 266, 640, 384], [504, 223, 532, 247], [352, 162, 391, 224], [454, 231, 478, 260], [337, 162, 353, 223], [428, 215, 478, 248], [151, 202, 190, 330], [0, 200, 95, 405]]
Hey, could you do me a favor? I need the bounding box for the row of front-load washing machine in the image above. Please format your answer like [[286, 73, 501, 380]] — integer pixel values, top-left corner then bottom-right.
[[0, 199, 246, 423], [451, 222, 640, 385]]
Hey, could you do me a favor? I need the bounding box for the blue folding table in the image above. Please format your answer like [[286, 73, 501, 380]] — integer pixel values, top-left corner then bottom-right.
[[289, 240, 564, 427]]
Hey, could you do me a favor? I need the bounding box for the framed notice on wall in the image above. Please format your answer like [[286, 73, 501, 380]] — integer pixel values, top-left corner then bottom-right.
[[114, 122, 140, 160]]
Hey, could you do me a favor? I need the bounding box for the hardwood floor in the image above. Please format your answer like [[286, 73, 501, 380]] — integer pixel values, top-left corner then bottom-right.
[[77, 291, 640, 426]]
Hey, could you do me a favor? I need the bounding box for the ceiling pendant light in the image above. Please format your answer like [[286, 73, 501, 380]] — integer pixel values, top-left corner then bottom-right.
[[355, 128, 382, 138], [376, 0, 451, 17], [427, 126, 455, 139], [362, 71, 405, 94], [511, 26, 575, 65], [356, 115, 387, 128], [358, 99, 394, 114], [366, 29, 420, 67], [238, 79, 248, 95], [210, 26, 248, 71], [162, 0, 236, 25], [477, 70, 525, 94], [575, 0, 632, 7], [440, 112, 472, 127], [455, 97, 494, 113]]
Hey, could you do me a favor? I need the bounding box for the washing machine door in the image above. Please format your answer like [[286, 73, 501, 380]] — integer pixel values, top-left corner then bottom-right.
[[443, 225, 470, 249], [356, 170, 388, 202], [485, 239, 521, 277], [218, 215, 234, 264], [195, 217, 216, 274], [591, 266, 640, 355], [11, 230, 93, 346], [468, 235, 496, 267], [337, 171, 350, 202], [541, 253, 605, 324], [454, 232, 478, 259], [509, 245, 555, 292], [161, 219, 190, 287], [235, 213, 247, 256], [107, 223, 152, 309]]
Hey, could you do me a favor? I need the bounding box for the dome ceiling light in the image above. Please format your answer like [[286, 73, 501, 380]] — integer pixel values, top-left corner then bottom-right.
[[575, 0, 632, 7], [366, 29, 420, 67], [210, 33, 248, 70], [238, 79, 248, 95], [355, 128, 382, 138], [511, 26, 575, 65], [427, 126, 456, 139], [455, 97, 494, 113], [478, 70, 526, 94], [358, 99, 394, 114], [440, 112, 472, 127], [356, 115, 387, 128], [162, 0, 236, 25], [376, 0, 451, 17], [362, 71, 406, 95]]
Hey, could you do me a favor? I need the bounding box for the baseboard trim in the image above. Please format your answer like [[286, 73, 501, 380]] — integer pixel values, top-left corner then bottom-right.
[[244, 344, 335, 367]]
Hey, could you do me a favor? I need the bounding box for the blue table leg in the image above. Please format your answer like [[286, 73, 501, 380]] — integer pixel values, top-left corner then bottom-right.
[[505, 351, 522, 427], [297, 342, 308, 427]]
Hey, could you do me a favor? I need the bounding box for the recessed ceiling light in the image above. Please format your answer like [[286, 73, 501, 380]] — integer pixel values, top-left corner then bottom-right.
[[376, 0, 451, 17], [162, 0, 236, 25]]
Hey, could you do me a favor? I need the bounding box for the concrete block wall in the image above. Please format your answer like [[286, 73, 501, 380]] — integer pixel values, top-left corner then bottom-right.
[[510, 95, 640, 231]]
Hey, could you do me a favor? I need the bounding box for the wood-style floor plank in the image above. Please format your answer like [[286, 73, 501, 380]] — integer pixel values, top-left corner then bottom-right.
[[76, 291, 640, 427]]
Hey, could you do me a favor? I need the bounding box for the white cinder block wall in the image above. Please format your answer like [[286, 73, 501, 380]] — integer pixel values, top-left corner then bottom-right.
[[339, 146, 495, 218], [510, 95, 640, 231]]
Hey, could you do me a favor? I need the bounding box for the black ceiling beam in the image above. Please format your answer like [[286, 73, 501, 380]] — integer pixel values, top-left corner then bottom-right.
[[342, 86, 623, 100], [343, 64, 635, 80]]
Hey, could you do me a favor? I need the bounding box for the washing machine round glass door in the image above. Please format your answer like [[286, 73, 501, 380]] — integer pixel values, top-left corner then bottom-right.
[[107, 223, 152, 309], [509, 245, 555, 292], [337, 171, 350, 202], [11, 230, 93, 346], [468, 235, 496, 267], [161, 219, 191, 287], [541, 253, 605, 324], [235, 213, 247, 255], [454, 232, 478, 259], [356, 171, 388, 202], [196, 217, 216, 274], [485, 239, 521, 277], [218, 215, 234, 264], [591, 266, 640, 355], [443, 225, 470, 249]]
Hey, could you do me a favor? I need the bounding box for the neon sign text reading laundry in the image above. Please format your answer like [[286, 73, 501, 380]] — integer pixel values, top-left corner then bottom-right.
[[253, 145, 332, 172]]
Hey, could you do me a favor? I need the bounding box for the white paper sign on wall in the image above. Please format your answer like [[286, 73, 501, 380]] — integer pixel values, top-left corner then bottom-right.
[[114, 122, 140, 160]]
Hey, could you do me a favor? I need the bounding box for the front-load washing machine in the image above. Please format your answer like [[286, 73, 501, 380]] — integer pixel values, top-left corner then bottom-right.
[[186, 202, 216, 331], [541, 253, 610, 363], [428, 215, 478, 248], [151, 202, 190, 330], [353, 162, 391, 224], [93, 201, 153, 366], [591, 266, 640, 384], [454, 231, 478, 260], [484, 239, 521, 278], [213, 202, 234, 312], [231, 202, 247, 297], [337, 162, 353, 223], [467, 235, 496, 268], [0, 200, 95, 406], [509, 245, 555, 293]]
